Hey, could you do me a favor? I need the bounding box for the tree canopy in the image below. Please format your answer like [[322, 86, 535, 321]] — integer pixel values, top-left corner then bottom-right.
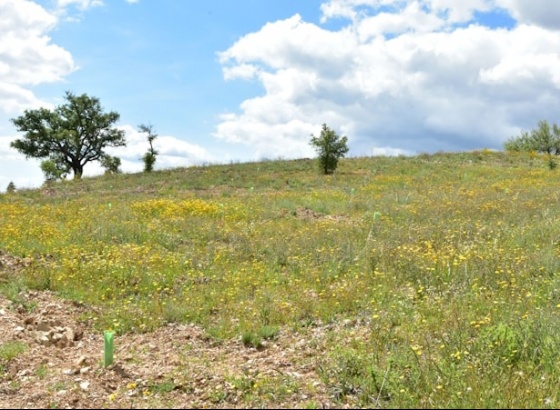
[[10, 91, 126, 179], [310, 124, 349, 175], [504, 120, 560, 155]]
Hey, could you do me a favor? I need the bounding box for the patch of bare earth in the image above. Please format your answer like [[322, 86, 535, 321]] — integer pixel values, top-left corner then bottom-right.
[[0, 288, 354, 409]]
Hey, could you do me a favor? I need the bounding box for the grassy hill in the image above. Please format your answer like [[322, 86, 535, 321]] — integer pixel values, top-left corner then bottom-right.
[[2, 150, 560, 408]]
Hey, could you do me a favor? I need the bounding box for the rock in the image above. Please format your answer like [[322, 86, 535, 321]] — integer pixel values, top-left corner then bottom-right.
[[74, 327, 84, 341], [17, 369, 32, 377], [79, 381, 90, 390], [75, 356, 87, 367], [58, 333, 72, 348], [64, 327, 75, 342], [36, 332, 52, 346], [36, 321, 51, 332]]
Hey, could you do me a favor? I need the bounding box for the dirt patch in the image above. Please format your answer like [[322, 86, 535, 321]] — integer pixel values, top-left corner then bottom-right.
[[0, 289, 353, 408], [0, 251, 33, 279], [285, 207, 350, 223]]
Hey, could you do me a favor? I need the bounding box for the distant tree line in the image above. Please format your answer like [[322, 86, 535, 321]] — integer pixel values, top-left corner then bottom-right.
[[504, 120, 560, 169], [504, 120, 560, 155]]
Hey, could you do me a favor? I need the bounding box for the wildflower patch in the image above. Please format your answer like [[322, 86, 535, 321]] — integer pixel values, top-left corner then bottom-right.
[[131, 198, 219, 219]]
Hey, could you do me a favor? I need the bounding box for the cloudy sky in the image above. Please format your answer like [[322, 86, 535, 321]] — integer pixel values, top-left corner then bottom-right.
[[2, 0, 560, 191]]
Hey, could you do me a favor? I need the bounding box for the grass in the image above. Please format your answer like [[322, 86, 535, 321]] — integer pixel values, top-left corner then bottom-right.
[[0, 341, 28, 376], [0, 341, 28, 362], [2, 150, 560, 407]]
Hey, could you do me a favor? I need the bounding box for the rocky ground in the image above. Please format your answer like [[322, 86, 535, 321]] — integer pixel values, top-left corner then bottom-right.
[[0, 251, 353, 409]]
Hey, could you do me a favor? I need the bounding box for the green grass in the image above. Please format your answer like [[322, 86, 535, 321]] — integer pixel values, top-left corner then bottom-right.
[[0, 341, 28, 367], [3, 150, 560, 407]]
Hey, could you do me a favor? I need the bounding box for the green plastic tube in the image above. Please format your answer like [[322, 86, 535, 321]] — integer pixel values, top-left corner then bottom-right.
[[104, 331, 114, 367]]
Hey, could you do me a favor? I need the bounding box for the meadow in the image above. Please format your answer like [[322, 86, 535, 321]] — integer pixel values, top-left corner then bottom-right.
[[2, 150, 560, 408]]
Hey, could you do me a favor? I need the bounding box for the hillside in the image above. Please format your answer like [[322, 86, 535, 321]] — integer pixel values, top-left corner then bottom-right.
[[1, 151, 560, 408]]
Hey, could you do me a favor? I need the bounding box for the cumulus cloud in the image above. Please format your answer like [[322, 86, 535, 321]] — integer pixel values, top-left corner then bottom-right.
[[0, 0, 78, 190], [216, 1, 560, 158], [497, 0, 560, 30], [0, 0, 76, 114]]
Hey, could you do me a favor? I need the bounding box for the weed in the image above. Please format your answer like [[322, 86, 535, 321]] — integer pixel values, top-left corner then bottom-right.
[[0, 341, 27, 361]]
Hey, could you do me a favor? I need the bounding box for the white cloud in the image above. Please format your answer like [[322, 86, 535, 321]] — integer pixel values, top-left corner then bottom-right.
[[216, 1, 560, 158], [0, 0, 76, 114], [0, 1, 77, 191], [55, 0, 137, 11], [496, 0, 560, 30], [107, 125, 215, 172], [320, 0, 494, 25], [56, 0, 103, 10]]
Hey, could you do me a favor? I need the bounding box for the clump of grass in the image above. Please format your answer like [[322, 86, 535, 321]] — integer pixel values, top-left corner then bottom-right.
[[242, 325, 279, 349], [0, 341, 28, 370]]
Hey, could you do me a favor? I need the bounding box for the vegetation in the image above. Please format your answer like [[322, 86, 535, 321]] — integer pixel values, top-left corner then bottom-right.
[[5, 182, 15, 194], [310, 124, 349, 174], [139, 123, 158, 173], [0, 341, 28, 375], [0, 341, 27, 362], [504, 119, 560, 155], [40, 157, 69, 181], [100, 154, 122, 175], [2, 150, 560, 407], [10, 91, 126, 180]]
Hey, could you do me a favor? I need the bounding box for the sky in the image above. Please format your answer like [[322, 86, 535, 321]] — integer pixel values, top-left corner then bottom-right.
[[2, 0, 560, 191]]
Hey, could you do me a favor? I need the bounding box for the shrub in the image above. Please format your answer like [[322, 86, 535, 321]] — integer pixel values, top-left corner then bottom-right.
[[310, 124, 349, 175]]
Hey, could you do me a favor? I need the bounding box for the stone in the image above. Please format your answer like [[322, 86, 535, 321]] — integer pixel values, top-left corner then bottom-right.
[[64, 327, 75, 342], [36, 322, 51, 332], [75, 356, 87, 367], [36, 332, 52, 346]]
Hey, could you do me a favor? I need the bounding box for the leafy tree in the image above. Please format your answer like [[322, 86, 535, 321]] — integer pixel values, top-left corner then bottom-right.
[[6, 181, 16, 194], [40, 156, 70, 181], [504, 120, 560, 155], [310, 124, 349, 174], [139, 123, 158, 173], [100, 154, 122, 175], [10, 91, 126, 179]]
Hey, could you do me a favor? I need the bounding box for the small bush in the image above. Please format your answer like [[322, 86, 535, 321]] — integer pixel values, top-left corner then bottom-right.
[[6, 181, 16, 193], [310, 124, 349, 175]]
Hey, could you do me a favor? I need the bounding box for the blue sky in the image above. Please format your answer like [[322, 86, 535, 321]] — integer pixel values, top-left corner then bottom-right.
[[2, 0, 560, 191], [36, 1, 327, 156]]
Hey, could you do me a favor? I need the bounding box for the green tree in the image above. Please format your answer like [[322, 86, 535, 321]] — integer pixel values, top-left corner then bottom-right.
[[6, 181, 16, 194], [504, 120, 560, 155], [10, 91, 126, 179], [310, 124, 349, 174], [100, 154, 122, 175], [40, 157, 70, 181], [139, 123, 158, 172]]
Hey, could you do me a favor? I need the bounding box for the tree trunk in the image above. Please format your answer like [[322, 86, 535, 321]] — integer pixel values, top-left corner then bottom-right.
[[72, 162, 83, 179]]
